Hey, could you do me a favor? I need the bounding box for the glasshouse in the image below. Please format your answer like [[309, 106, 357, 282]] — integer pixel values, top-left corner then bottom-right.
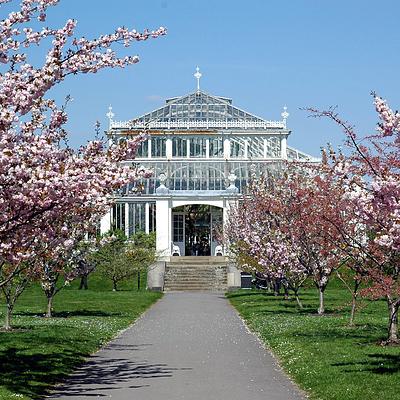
[[100, 69, 318, 259]]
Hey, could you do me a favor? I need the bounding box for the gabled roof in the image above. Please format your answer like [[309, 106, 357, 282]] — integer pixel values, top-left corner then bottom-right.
[[134, 90, 266, 123], [110, 90, 287, 131]]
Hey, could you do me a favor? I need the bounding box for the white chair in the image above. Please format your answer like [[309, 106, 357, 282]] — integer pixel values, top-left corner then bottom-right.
[[172, 244, 181, 256], [214, 245, 223, 256]]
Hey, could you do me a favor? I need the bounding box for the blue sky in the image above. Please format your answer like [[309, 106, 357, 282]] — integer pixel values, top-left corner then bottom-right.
[[24, 0, 400, 156]]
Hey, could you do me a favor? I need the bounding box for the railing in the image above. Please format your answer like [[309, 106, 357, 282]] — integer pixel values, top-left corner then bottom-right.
[[287, 146, 321, 162], [110, 119, 286, 130]]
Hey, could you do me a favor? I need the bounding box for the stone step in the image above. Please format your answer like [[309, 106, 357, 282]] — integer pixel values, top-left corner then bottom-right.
[[165, 290, 226, 292], [164, 281, 226, 286], [165, 286, 227, 290], [164, 272, 224, 277], [165, 271, 226, 276], [164, 273, 227, 278], [165, 265, 227, 269], [164, 279, 227, 286], [167, 276, 226, 278], [166, 264, 227, 271], [165, 268, 225, 272], [168, 256, 228, 265], [167, 261, 227, 265], [166, 268, 226, 276], [164, 275, 226, 280], [164, 281, 226, 285], [163, 258, 228, 291]]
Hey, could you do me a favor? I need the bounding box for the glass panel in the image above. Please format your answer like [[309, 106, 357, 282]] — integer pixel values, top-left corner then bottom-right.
[[112, 203, 125, 233], [151, 137, 166, 158], [209, 137, 223, 158], [136, 139, 148, 158], [173, 214, 184, 242], [248, 137, 264, 159], [211, 206, 223, 243], [149, 203, 156, 232], [265, 137, 281, 158], [190, 137, 207, 158], [115, 160, 287, 197], [172, 137, 188, 157], [230, 137, 246, 158], [128, 203, 146, 236]]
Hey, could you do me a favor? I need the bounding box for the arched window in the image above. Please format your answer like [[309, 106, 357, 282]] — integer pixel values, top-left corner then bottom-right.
[[170, 163, 225, 191]]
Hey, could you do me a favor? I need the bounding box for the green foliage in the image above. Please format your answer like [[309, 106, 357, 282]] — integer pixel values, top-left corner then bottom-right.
[[227, 283, 400, 400], [0, 274, 162, 399], [126, 231, 156, 271], [91, 231, 131, 291], [92, 230, 156, 291], [126, 231, 156, 291], [129, 230, 156, 248]]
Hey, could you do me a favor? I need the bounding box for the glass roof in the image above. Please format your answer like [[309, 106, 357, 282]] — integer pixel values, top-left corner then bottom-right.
[[136, 90, 265, 123]]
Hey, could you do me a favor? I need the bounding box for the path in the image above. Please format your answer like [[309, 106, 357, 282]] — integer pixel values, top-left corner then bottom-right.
[[48, 292, 305, 399]]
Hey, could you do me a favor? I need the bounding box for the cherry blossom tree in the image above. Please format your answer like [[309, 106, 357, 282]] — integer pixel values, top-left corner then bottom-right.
[[226, 163, 352, 315], [35, 221, 92, 317], [0, 0, 165, 291], [273, 165, 349, 314], [1, 262, 32, 330], [310, 148, 370, 325], [225, 172, 310, 308], [309, 94, 400, 344]]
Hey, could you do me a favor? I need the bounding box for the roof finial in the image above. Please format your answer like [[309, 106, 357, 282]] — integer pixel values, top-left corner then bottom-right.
[[281, 105, 289, 128], [106, 105, 115, 128], [106, 105, 115, 121], [194, 66, 202, 91]]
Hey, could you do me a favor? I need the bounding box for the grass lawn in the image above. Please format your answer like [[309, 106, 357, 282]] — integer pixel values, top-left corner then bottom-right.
[[0, 272, 162, 400], [227, 281, 400, 400]]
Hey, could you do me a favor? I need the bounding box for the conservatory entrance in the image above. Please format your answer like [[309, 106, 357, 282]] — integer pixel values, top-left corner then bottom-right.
[[172, 205, 223, 256]]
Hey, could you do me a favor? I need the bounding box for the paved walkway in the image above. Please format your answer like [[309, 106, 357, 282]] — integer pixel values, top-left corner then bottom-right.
[[48, 292, 305, 399]]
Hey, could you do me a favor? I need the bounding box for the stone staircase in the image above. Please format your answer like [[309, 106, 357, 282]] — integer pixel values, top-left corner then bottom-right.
[[163, 256, 228, 291]]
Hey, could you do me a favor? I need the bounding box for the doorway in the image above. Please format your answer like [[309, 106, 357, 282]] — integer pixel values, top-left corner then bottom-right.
[[172, 205, 223, 256]]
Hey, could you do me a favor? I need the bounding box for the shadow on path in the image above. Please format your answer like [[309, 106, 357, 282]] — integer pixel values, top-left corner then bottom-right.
[[48, 343, 192, 398], [50, 355, 191, 398]]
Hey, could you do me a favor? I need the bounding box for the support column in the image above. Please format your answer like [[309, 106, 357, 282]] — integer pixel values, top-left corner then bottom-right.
[[223, 198, 241, 290], [223, 198, 240, 252], [145, 202, 150, 234], [223, 137, 230, 159], [205, 138, 210, 159], [100, 209, 111, 235], [223, 199, 232, 226], [156, 198, 171, 259], [124, 202, 129, 237], [148, 138, 152, 159], [281, 136, 288, 160], [166, 137, 172, 160]]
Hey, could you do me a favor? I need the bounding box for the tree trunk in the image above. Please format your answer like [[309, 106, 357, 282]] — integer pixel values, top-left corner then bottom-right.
[[318, 286, 325, 315], [137, 272, 141, 291], [79, 275, 88, 290], [349, 296, 357, 326], [386, 296, 399, 345], [294, 290, 303, 309], [112, 280, 118, 291], [45, 295, 53, 318], [273, 279, 281, 296], [3, 302, 14, 331], [349, 280, 360, 327], [283, 284, 289, 300]]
